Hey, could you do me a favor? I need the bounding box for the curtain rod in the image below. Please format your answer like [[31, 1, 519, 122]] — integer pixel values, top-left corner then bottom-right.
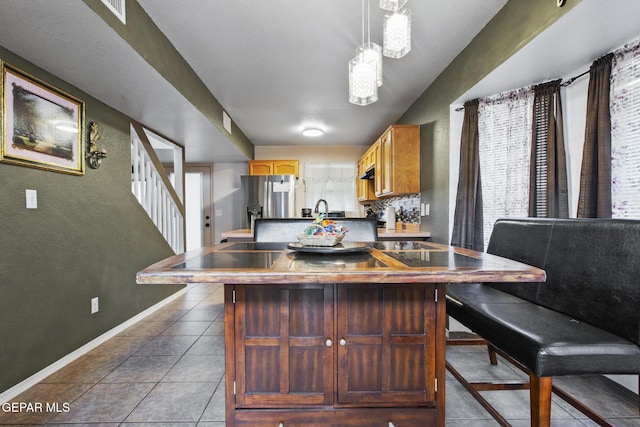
[[454, 47, 630, 112], [560, 69, 589, 87], [455, 71, 586, 112]]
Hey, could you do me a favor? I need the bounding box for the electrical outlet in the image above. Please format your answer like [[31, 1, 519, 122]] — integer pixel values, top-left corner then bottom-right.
[[91, 297, 99, 314]]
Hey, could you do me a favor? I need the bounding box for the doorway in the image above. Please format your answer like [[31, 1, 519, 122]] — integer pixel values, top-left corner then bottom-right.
[[184, 165, 213, 250]]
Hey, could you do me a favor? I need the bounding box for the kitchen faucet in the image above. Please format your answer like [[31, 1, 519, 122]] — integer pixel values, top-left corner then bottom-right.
[[314, 199, 328, 215]]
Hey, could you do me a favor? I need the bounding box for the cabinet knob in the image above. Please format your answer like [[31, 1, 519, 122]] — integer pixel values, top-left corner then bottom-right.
[[339, 338, 347, 347], [278, 423, 284, 427], [388, 422, 395, 427], [325, 339, 333, 347]]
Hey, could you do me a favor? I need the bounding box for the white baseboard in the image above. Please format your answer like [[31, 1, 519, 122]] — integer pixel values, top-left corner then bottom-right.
[[0, 288, 187, 404]]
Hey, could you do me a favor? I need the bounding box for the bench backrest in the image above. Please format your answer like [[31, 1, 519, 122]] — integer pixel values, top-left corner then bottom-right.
[[254, 218, 378, 242], [486, 218, 640, 346]]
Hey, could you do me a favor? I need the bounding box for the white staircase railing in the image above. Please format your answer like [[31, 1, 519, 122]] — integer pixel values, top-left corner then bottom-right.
[[130, 123, 185, 253]]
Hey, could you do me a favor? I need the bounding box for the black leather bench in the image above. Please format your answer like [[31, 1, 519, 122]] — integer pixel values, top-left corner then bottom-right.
[[253, 218, 378, 242], [446, 218, 640, 427]]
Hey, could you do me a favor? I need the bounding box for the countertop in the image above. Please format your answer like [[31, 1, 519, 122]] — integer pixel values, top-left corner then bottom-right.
[[221, 228, 431, 240]]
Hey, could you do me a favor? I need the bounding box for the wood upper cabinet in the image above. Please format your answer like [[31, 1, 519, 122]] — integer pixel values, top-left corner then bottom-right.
[[357, 158, 375, 201], [375, 125, 420, 197], [273, 160, 299, 176], [229, 282, 438, 425], [364, 141, 378, 171], [248, 160, 299, 178]]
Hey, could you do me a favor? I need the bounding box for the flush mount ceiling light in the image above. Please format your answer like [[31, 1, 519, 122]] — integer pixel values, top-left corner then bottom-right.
[[383, 7, 411, 58], [349, 0, 382, 106], [302, 128, 324, 137]]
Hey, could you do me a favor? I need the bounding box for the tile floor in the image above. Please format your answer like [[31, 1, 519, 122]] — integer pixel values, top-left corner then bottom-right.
[[0, 283, 638, 426]]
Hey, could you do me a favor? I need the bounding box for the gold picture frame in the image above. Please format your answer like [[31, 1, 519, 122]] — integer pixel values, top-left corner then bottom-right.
[[1, 62, 85, 175]]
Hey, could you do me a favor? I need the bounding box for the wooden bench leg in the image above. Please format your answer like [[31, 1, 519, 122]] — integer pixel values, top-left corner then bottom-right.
[[530, 374, 552, 427], [488, 343, 498, 365]]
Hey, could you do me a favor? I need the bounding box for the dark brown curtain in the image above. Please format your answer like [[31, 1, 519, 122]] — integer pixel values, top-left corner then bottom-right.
[[529, 80, 569, 218], [577, 53, 613, 218], [451, 99, 483, 251]]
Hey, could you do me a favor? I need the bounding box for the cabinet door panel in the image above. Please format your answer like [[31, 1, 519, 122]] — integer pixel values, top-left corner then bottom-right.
[[381, 130, 393, 195], [244, 346, 280, 393], [248, 161, 274, 175], [390, 344, 426, 391], [346, 286, 383, 334], [290, 346, 324, 392], [347, 343, 382, 391], [337, 284, 436, 405], [235, 284, 333, 407], [273, 160, 299, 177]]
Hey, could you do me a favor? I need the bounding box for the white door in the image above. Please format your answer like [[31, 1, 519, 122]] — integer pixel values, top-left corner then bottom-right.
[[185, 165, 213, 250]]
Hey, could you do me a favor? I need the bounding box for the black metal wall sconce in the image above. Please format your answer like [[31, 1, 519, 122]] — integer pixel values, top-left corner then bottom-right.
[[86, 122, 107, 169]]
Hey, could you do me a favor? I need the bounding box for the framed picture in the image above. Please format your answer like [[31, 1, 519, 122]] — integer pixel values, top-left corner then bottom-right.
[[1, 62, 85, 175]]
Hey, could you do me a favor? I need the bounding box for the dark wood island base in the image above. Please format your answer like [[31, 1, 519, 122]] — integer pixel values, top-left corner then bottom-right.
[[224, 282, 445, 427]]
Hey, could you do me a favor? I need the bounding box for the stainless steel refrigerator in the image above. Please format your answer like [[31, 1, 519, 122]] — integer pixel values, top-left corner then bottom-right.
[[241, 175, 297, 229]]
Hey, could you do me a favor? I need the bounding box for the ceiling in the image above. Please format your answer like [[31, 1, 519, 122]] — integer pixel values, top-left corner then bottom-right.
[[0, 1, 638, 164], [0, 0, 505, 163]]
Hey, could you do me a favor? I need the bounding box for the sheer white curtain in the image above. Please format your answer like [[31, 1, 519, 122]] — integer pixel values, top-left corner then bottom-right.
[[611, 37, 640, 218], [478, 88, 534, 247], [304, 162, 357, 213]]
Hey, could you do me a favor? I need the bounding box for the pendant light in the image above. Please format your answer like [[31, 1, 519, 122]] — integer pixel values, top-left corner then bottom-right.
[[382, 3, 411, 58], [349, 0, 382, 105], [379, 0, 407, 11]]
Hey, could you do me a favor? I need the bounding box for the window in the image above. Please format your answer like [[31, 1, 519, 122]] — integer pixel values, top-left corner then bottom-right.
[[304, 162, 357, 213], [611, 38, 640, 217], [478, 88, 533, 247]]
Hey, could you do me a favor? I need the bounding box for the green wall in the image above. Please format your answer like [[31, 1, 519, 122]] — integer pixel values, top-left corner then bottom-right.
[[0, 47, 183, 393], [399, 0, 582, 244]]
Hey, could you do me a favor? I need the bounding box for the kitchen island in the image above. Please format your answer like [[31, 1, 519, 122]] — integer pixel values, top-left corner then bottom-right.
[[137, 241, 544, 427]]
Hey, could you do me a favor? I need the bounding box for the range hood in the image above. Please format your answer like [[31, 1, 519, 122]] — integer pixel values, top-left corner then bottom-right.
[[359, 167, 375, 180]]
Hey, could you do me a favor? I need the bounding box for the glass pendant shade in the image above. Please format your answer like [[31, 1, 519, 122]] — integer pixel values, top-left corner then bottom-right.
[[379, 0, 407, 11], [348, 52, 378, 106], [383, 8, 411, 58], [356, 42, 383, 87]]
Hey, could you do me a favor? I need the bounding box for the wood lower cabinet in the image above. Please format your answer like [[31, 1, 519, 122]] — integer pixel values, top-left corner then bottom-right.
[[225, 283, 441, 426], [233, 284, 333, 407]]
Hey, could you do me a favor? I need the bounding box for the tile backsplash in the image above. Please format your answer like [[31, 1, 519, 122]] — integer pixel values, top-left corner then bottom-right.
[[368, 194, 420, 224]]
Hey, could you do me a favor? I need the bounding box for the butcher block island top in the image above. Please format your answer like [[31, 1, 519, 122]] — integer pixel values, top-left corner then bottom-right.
[[137, 241, 545, 427]]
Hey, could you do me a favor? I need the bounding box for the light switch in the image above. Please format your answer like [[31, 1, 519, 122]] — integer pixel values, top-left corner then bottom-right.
[[91, 297, 99, 314], [26, 189, 38, 209]]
